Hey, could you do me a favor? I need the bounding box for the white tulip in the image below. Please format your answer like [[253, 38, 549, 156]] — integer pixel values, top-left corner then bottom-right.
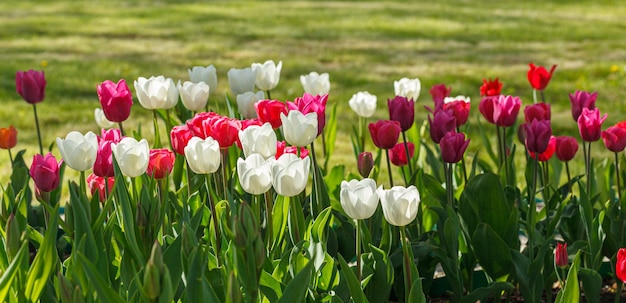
[[377, 185, 420, 226], [134, 75, 179, 110], [94, 108, 115, 129], [188, 65, 218, 95], [56, 131, 99, 172], [237, 153, 273, 195], [271, 153, 310, 197], [228, 67, 256, 96], [239, 123, 277, 159], [178, 81, 210, 111], [348, 91, 377, 118], [280, 110, 318, 147], [394, 77, 421, 101], [184, 137, 221, 174], [443, 95, 471, 104], [111, 137, 150, 177], [300, 72, 330, 96], [340, 178, 379, 220], [251, 60, 282, 91], [237, 91, 265, 119]]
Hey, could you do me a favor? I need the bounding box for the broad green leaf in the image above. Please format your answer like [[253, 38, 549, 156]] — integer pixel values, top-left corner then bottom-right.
[[276, 260, 313, 303], [337, 254, 369, 303], [363, 244, 393, 303], [310, 207, 332, 243], [407, 278, 427, 303], [323, 104, 338, 171], [288, 196, 306, 245], [76, 252, 126, 303], [579, 267, 601, 303], [271, 195, 289, 253], [471, 223, 513, 280], [259, 271, 282, 302], [0, 242, 28, 302], [460, 281, 514, 303], [25, 206, 60, 302], [316, 253, 340, 291], [556, 251, 580, 303]]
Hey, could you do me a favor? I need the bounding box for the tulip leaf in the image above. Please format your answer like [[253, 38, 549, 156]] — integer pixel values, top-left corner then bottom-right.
[[259, 270, 283, 302], [25, 205, 59, 302], [337, 254, 369, 303], [323, 103, 338, 171], [288, 196, 306, 245], [556, 251, 581, 303], [76, 252, 126, 303], [272, 195, 290, 253], [363, 244, 393, 302], [311, 207, 332, 243], [460, 281, 515, 303], [0, 242, 28, 302], [276, 259, 314, 303], [471, 223, 512, 280], [579, 267, 601, 303]]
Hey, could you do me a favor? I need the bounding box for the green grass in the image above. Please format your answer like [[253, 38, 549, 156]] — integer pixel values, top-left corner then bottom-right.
[[1, 0, 625, 184]]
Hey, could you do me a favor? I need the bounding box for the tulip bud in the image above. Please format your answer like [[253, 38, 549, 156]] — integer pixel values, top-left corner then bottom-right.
[[134, 76, 178, 110], [237, 91, 265, 119], [428, 109, 456, 144], [377, 185, 420, 226], [358, 152, 374, 178], [527, 63, 557, 91], [57, 272, 74, 303], [147, 149, 175, 180], [170, 125, 193, 156], [112, 138, 150, 178], [178, 81, 210, 112], [184, 137, 221, 174], [523, 119, 552, 154], [94, 108, 115, 129], [5, 214, 20, 260], [0, 125, 18, 150], [287, 94, 328, 136], [389, 142, 414, 167], [237, 154, 273, 195], [255, 100, 288, 129], [300, 72, 330, 96], [524, 102, 551, 123], [388, 96, 415, 132], [348, 91, 377, 118], [56, 131, 99, 172], [569, 90, 597, 122], [29, 152, 61, 193], [144, 242, 164, 300], [238, 123, 277, 159], [369, 120, 401, 149], [97, 79, 133, 122], [617, 248, 626, 283], [555, 242, 568, 268], [16, 69, 46, 104], [188, 65, 218, 95], [555, 136, 579, 162], [529, 136, 556, 162], [439, 131, 470, 164], [602, 124, 626, 152], [271, 153, 310, 197], [443, 96, 471, 127], [429, 83, 451, 109]]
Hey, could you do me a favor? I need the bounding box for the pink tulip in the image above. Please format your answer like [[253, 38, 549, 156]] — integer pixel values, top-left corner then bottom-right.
[[87, 174, 114, 203], [428, 109, 456, 144], [602, 125, 626, 152], [93, 140, 115, 178], [29, 152, 61, 192], [569, 90, 597, 122], [524, 102, 551, 123], [439, 132, 470, 164], [16, 69, 46, 104], [369, 120, 401, 149], [555, 136, 578, 162], [287, 93, 328, 136], [147, 149, 176, 180], [170, 125, 193, 155], [577, 108, 607, 142], [358, 151, 374, 178], [97, 79, 133, 122]]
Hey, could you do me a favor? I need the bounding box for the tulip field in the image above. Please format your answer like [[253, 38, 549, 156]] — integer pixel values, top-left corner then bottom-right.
[[2, 1, 626, 302]]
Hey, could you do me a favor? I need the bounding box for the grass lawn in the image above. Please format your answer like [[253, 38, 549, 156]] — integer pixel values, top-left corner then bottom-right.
[[1, 0, 625, 184]]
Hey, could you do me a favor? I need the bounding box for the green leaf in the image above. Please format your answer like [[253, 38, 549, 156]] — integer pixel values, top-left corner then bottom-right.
[[323, 104, 338, 171], [579, 268, 601, 303], [363, 244, 393, 303], [310, 207, 332, 243], [259, 271, 282, 302], [0, 242, 28, 301], [460, 281, 515, 303], [337, 254, 369, 303], [271, 195, 289, 253], [76, 252, 126, 303], [25, 206, 60, 302], [407, 278, 427, 303], [471, 223, 513, 280], [556, 251, 581, 303], [276, 260, 313, 303]]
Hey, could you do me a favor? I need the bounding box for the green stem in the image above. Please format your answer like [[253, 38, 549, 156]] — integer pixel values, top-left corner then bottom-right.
[[32, 104, 43, 155], [221, 149, 229, 201], [456, 126, 468, 184], [586, 142, 592, 196], [266, 90, 271, 100], [310, 142, 321, 217], [401, 131, 413, 175], [118, 122, 125, 137], [289, 196, 301, 243], [528, 159, 539, 261], [7, 149, 13, 164], [565, 161, 572, 196], [399, 226, 412, 301], [540, 90, 545, 103], [445, 162, 454, 209], [356, 220, 362, 282], [385, 149, 394, 187], [616, 281, 623, 303], [501, 126, 510, 185], [152, 110, 161, 149], [264, 190, 273, 251], [616, 152, 622, 202], [400, 165, 408, 186], [359, 116, 365, 153], [205, 174, 221, 266]]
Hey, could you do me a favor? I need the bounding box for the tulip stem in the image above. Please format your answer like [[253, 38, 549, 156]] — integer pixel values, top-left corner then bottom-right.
[[616, 281, 623, 303], [540, 90, 546, 103], [615, 152, 622, 202], [152, 110, 161, 149], [205, 174, 221, 267], [310, 142, 322, 217], [585, 141, 592, 196], [401, 131, 413, 175], [399, 226, 412, 301], [445, 162, 454, 209], [264, 190, 273, 251], [565, 161, 572, 196], [118, 122, 125, 137], [356, 219, 362, 282], [265, 90, 271, 100], [7, 149, 13, 165], [220, 149, 229, 200], [385, 149, 394, 187], [32, 104, 44, 155], [528, 158, 539, 261]]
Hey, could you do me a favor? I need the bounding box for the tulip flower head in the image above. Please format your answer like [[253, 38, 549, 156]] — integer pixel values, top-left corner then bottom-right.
[[270, 153, 310, 197], [281, 110, 318, 147], [30, 152, 61, 193], [100, 128, 122, 144], [529, 136, 556, 162], [184, 137, 221, 175], [255, 99, 288, 129], [170, 125, 194, 155], [527, 63, 557, 91], [429, 83, 451, 110], [523, 119, 552, 154], [358, 151, 375, 178], [56, 131, 99, 172], [134, 76, 179, 110], [186, 111, 219, 139], [349, 91, 377, 118], [428, 109, 456, 144], [340, 178, 379, 220], [602, 124, 626, 153], [97, 79, 133, 122], [555, 243, 568, 268], [93, 140, 115, 178], [479, 95, 522, 128], [207, 116, 242, 149], [577, 108, 607, 142], [239, 122, 277, 159], [369, 120, 401, 149], [112, 137, 150, 178], [569, 90, 597, 122], [188, 65, 218, 95], [524, 102, 551, 123], [388, 96, 415, 132], [439, 132, 470, 164], [94, 108, 115, 129], [237, 91, 265, 119], [288, 93, 328, 136], [480, 78, 503, 97], [555, 136, 579, 162], [0, 126, 17, 150], [300, 72, 330, 96], [389, 142, 415, 167], [16, 69, 46, 104], [276, 141, 309, 159], [87, 173, 114, 203], [178, 81, 210, 112], [377, 185, 420, 226], [393, 77, 421, 101], [443, 95, 471, 127], [617, 248, 626, 283], [147, 149, 175, 180], [251, 60, 282, 91], [237, 153, 273, 195], [228, 67, 256, 96]]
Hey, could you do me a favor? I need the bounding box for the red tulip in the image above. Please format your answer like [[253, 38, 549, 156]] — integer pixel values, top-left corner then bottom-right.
[[617, 248, 626, 283], [523, 119, 552, 154], [16, 69, 46, 104], [524, 102, 551, 123], [555, 243, 568, 268], [0, 126, 17, 149], [527, 63, 557, 90], [100, 128, 122, 143], [186, 112, 218, 139], [358, 151, 374, 178], [577, 108, 607, 142], [387, 96, 415, 132], [206, 116, 242, 148], [428, 109, 456, 144], [569, 90, 597, 122], [480, 78, 503, 97], [439, 131, 470, 164], [275, 141, 309, 159], [389, 142, 415, 166], [443, 98, 471, 127], [87, 173, 114, 203], [93, 140, 115, 178], [287, 93, 328, 136], [369, 120, 401, 149], [529, 136, 556, 161], [147, 149, 176, 180], [602, 125, 626, 153], [429, 83, 451, 110], [29, 152, 61, 192], [255, 99, 288, 129], [97, 79, 133, 122], [170, 125, 193, 155], [555, 136, 578, 162]]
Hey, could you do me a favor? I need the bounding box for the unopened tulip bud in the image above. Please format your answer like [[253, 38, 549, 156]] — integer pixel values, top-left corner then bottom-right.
[[143, 260, 160, 300], [357, 152, 374, 178], [5, 214, 20, 259], [57, 272, 74, 303], [555, 242, 568, 268]]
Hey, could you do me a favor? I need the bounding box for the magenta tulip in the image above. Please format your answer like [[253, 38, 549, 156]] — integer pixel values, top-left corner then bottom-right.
[[524, 102, 551, 123], [439, 132, 470, 164], [577, 108, 607, 142], [369, 120, 401, 149], [287, 93, 328, 136], [428, 109, 456, 144], [388, 96, 415, 132], [16, 69, 46, 104], [523, 119, 552, 154], [602, 125, 626, 153], [569, 90, 597, 122], [29, 152, 61, 192], [555, 136, 578, 162], [358, 151, 375, 178], [97, 79, 133, 122]]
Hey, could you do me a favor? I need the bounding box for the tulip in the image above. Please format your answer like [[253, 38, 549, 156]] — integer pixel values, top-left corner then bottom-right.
[[56, 131, 99, 172], [617, 248, 626, 283], [340, 178, 379, 220], [16, 69, 46, 104], [237, 91, 265, 119], [369, 120, 401, 149], [93, 140, 115, 178], [147, 149, 176, 180], [239, 122, 277, 159], [186, 111, 218, 139], [251, 60, 282, 91], [569, 90, 597, 122], [228, 67, 256, 96], [0, 126, 17, 150], [555, 243, 568, 268], [276, 141, 309, 159], [348, 91, 377, 118], [480, 78, 503, 97], [577, 108, 607, 142], [555, 136, 578, 162], [393, 77, 421, 101], [358, 151, 374, 178], [428, 109, 456, 144], [388, 96, 414, 132], [524, 102, 551, 123], [255, 99, 288, 129], [29, 152, 61, 192], [389, 142, 415, 166], [134, 76, 179, 110], [237, 153, 273, 195], [429, 83, 451, 110], [112, 137, 150, 178], [287, 93, 328, 136], [602, 125, 626, 152], [300, 72, 330, 96], [188, 65, 218, 95], [529, 136, 556, 162], [523, 119, 552, 154], [527, 63, 557, 90], [240, 118, 263, 130], [184, 137, 221, 174], [281, 110, 318, 147], [87, 173, 114, 202], [100, 128, 122, 143], [97, 79, 133, 122], [270, 153, 310, 197], [443, 96, 471, 127], [439, 132, 470, 164], [94, 108, 115, 129], [206, 116, 242, 149], [377, 185, 420, 226], [479, 95, 521, 128], [170, 125, 193, 155], [178, 81, 210, 112]]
